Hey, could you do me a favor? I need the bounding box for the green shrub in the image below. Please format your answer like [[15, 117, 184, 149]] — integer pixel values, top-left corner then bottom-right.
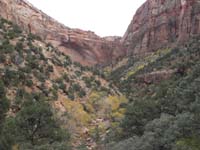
[[71, 83, 81, 91], [68, 92, 75, 100], [63, 73, 69, 82], [78, 89, 86, 98], [13, 24, 22, 34], [0, 94, 71, 149], [0, 54, 6, 63], [27, 33, 42, 41], [51, 88, 58, 100], [0, 40, 14, 53], [25, 80, 33, 87], [47, 65, 54, 73]]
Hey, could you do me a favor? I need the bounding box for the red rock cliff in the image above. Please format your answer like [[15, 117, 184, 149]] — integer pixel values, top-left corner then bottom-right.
[[0, 0, 126, 66], [122, 0, 200, 55]]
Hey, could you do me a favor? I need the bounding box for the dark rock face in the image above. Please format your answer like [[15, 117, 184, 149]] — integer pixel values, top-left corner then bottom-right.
[[136, 69, 175, 85], [0, 0, 126, 66], [122, 0, 200, 55]]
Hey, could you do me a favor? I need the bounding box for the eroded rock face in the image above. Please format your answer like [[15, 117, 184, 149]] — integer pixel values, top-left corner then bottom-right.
[[0, 0, 126, 66], [122, 0, 200, 55]]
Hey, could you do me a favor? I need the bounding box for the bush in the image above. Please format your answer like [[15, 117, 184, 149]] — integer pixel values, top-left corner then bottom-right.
[[0, 54, 6, 63], [63, 73, 69, 82], [59, 82, 66, 92], [75, 70, 82, 77], [47, 65, 54, 73], [0, 80, 9, 134], [83, 76, 93, 88], [63, 55, 72, 67], [27, 33, 42, 41], [0, 94, 71, 149], [15, 41, 23, 52], [78, 89, 86, 98], [3, 68, 19, 86], [13, 24, 22, 34], [68, 92, 75, 100], [0, 40, 14, 53], [51, 88, 58, 100], [25, 80, 33, 87], [71, 83, 81, 92]]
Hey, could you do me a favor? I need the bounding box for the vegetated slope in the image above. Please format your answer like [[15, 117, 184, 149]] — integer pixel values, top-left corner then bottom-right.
[[106, 35, 200, 150], [106, 0, 200, 86], [0, 0, 126, 66], [0, 17, 127, 150], [104, 0, 200, 148]]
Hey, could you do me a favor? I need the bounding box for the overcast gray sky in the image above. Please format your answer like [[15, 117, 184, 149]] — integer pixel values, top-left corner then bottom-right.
[[27, 0, 146, 37]]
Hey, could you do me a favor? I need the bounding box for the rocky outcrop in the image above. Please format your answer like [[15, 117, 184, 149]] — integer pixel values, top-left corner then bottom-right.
[[0, 0, 126, 66], [136, 69, 176, 84], [122, 0, 200, 55]]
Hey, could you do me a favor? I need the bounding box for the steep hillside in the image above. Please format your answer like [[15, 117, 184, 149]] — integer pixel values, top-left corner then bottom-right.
[[0, 0, 126, 66], [106, 34, 200, 150], [122, 0, 200, 55], [106, 0, 200, 88], [0, 17, 127, 150], [103, 1, 200, 149]]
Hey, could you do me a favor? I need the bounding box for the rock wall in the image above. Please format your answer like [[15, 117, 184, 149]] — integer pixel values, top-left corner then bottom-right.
[[0, 0, 126, 66], [122, 0, 200, 55], [2, 0, 199, 66]]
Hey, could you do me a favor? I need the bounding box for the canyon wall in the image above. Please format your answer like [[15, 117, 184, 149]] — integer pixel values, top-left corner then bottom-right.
[[122, 0, 200, 55], [0, 0, 126, 66]]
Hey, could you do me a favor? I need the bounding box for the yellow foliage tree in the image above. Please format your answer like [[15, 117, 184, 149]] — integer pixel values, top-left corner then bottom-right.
[[62, 99, 91, 126]]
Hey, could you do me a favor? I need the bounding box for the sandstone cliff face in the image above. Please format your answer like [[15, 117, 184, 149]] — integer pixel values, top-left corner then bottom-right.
[[0, 0, 125, 66], [122, 0, 200, 55]]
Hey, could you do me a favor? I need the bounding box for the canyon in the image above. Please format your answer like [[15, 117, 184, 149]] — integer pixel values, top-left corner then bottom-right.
[[1, 0, 200, 149], [1, 0, 200, 66]]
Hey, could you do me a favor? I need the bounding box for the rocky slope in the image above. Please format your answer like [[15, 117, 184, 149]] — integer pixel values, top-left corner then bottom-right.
[[0, 0, 126, 66], [122, 0, 200, 55], [0, 17, 128, 150]]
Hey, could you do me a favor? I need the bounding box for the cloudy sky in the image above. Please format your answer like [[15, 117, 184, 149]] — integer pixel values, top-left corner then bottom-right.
[[27, 0, 146, 37]]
